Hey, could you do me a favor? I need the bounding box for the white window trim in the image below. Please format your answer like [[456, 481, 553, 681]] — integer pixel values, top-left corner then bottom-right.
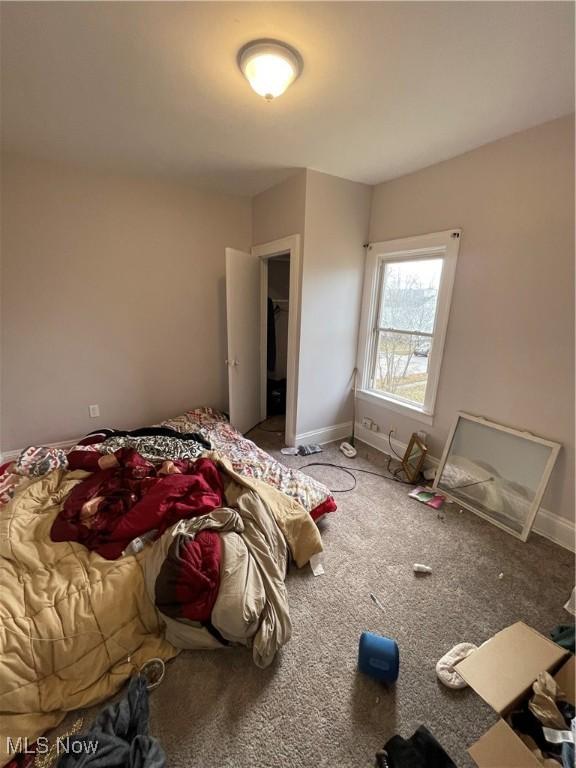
[[356, 229, 461, 424]]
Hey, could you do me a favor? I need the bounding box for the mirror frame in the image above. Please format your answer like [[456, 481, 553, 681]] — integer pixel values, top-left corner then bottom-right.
[[433, 411, 561, 541], [402, 433, 428, 483]]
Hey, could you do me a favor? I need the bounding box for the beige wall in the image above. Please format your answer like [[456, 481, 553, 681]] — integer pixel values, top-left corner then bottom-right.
[[252, 171, 306, 247], [1, 153, 251, 450], [252, 170, 307, 435], [298, 170, 371, 435], [252, 169, 372, 438], [360, 115, 575, 522]]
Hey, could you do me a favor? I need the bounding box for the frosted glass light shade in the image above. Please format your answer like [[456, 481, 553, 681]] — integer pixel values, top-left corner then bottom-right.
[[239, 41, 302, 101]]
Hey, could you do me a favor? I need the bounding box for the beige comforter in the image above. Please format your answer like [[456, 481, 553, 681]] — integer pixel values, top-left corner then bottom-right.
[[0, 454, 322, 765], [0, 469, 178, 765]]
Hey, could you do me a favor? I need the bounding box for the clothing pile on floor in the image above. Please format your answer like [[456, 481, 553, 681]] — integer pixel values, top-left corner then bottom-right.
[[375, 725, 456, 768], [508, 670, 575, 768], [58, 676, 165, 768], [4, 676, 163, 768]]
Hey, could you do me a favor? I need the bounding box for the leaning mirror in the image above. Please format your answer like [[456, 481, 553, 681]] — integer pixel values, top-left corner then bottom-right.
[[402, 434, 428, 483], [433, 412, 561, 541]]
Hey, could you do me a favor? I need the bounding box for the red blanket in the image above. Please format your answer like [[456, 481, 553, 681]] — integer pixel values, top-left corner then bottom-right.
[[51, 449, 224, 559], [154, 530, 221, 623]]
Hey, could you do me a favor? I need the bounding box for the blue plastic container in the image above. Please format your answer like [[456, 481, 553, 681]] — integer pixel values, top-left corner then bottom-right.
[[358, 631, 400, 683]]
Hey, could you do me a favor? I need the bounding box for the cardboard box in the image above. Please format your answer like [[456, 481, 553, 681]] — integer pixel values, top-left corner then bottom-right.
[[455, 621, 574, 767]]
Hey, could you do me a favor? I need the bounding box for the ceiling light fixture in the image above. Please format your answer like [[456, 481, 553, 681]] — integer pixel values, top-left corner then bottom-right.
[[238, 39, 302, 101]]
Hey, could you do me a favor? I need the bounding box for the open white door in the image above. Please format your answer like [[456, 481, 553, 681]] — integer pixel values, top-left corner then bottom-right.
[[225, 248, 261, 435]]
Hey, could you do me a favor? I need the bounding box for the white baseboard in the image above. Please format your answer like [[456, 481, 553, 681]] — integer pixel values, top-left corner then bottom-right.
[[354, 423, 575, 553], [1, 438, 80, 463], [295, 421, 353, 447], [532, 508, 576, 552], [354, 423, 418, 464]]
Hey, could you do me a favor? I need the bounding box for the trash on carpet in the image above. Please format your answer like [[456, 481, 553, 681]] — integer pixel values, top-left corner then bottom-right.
[[309, 552, 325, 576], [408, 486, 445, 509], [413, 563, 432, 574], [370, 592, 386, 614], [498, 572, 504, 580], [454, 621, 574, 767]]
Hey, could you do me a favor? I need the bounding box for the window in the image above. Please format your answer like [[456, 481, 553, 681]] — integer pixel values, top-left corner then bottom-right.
[[357, 229, 460, 423]]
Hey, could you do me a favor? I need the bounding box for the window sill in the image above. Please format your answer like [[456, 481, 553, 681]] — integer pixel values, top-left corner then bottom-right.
[[356, 389, 435, 426]]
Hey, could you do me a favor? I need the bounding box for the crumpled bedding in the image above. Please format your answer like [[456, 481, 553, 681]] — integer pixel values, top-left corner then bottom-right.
[[0, 461, 27, 505], [145, 468, 292, 667], [154, 528, 222, 623], [71, 426, 211, 466], [51, 451, 225, 560], [70, 408, 337, 520], [0, 450, 323, 766]]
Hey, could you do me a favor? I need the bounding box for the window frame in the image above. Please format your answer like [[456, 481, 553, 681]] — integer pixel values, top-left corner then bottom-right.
[[356, 229, 461, 425]]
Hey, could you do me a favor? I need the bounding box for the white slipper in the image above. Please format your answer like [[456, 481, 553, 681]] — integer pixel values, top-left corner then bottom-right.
[[436, 642, 477, 689], [339, 442, 357, 458]]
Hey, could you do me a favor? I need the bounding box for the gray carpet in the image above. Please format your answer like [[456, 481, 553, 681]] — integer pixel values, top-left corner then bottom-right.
[[149, 429, 574, 768]]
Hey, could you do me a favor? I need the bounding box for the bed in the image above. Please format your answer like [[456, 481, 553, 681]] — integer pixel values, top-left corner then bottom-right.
[[64, 407, 337, 522], [0, 407, 336, 766]]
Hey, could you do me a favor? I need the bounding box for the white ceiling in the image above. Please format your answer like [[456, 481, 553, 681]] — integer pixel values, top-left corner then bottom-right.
[[1, 2, 573, 196]]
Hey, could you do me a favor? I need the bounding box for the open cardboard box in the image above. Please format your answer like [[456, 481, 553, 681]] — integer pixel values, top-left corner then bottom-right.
[[455, 622, 574, 767]]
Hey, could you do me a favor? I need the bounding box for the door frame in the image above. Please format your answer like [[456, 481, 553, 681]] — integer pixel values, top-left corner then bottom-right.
[[252, 234, 302, 447]]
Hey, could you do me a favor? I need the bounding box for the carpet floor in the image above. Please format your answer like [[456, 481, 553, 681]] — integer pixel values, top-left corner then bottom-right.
[[149, 427, 574, 768]]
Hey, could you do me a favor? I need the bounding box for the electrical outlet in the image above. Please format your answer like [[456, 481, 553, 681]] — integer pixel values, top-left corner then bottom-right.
[[361, 417, 373, 429], [370, 421, 379, 432], [417, 430, 428, 443], [89, 404, 100, 418]]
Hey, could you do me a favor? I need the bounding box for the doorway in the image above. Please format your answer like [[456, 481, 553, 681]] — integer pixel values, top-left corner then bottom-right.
[[254, 235, 301, 447], [265, 254, 290, 432]]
